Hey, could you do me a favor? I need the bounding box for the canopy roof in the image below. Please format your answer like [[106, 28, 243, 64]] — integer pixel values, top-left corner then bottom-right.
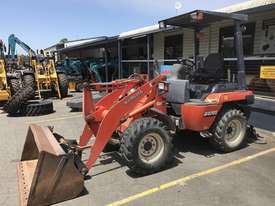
[[159, 10, 248, 29]]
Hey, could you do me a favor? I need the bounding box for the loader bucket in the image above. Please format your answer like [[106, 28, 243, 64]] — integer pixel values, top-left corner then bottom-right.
[[17, 124, 84, 206]]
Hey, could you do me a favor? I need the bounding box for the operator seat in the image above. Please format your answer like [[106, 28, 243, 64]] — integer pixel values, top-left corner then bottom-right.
[[192, 53, 224, 83], [189, 53, 224, 99]]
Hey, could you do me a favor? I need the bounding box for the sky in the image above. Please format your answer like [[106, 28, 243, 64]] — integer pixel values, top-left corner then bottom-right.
[[1, 0, 247, 51]]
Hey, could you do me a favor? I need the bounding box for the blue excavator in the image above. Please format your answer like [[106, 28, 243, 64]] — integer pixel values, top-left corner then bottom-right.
[[6, 34, 36, 88], [57, 58, 102, 91], [8, 34, 36, 60]]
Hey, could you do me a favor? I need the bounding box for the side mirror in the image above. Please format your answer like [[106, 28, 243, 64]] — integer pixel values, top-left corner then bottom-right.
[[158, 82, 168, 94]]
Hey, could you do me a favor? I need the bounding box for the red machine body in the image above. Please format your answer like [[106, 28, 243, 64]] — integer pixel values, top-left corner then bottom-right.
[[80, 75, 167, 169], [79, 74, 253, 170], [182, 91, 253, 131]]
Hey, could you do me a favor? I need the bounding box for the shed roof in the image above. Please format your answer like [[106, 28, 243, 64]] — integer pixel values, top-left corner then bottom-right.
[[119, 24, 171, 39], [217, 0, 275, 13], [159, 10, 248, 29], [58, 36, 118, 53]]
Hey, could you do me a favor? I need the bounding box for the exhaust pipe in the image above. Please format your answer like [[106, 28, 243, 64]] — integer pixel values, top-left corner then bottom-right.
[[17, 124, 84, 206]]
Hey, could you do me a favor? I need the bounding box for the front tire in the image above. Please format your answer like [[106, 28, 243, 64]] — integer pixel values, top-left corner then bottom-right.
[[9, 79, 21, 96], [23, 74, 35, 88], [23, 74, 35, 98], [209, 109, 247, 152], [3, 86, 35, 115], [120, 117, 173, 175]]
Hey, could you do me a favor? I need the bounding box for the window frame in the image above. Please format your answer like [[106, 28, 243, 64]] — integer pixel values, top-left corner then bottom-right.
[[219, 22, 256, 58], [164, 34, 183, 60]]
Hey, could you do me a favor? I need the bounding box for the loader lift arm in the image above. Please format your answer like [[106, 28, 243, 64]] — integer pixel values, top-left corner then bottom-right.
[[79, 74, 166, 169], [17, 74, 167, 206]]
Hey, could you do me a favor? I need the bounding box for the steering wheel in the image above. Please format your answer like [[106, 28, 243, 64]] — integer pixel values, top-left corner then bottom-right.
[[175, 58, 195, 79], [180, 58, 195, 71]]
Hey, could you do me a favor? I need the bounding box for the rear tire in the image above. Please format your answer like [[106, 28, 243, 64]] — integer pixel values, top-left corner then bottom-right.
[[58, 73, 68, 98], [22, 100, 54, 116], [209, 109, 247, 152], [120, 117, 173, 175]]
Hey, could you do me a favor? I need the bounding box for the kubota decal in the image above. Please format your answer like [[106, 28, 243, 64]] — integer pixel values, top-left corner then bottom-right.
[[124, 90, 143, 104]]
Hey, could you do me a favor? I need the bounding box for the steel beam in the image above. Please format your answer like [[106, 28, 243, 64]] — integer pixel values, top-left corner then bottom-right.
[[235, 22, 246, 90], [147, 35, 150, 75], [118, 40, 122, 78], [104, 47, 108, 82]]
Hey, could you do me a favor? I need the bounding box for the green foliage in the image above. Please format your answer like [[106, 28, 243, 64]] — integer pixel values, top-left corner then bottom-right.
[[59, 38, 68, 43]]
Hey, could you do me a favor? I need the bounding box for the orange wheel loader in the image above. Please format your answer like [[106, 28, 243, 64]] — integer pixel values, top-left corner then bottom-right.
[[17, 10, 254, 206]]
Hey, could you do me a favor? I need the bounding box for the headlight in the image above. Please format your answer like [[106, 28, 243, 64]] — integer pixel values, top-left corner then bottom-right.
[[158, 82, 165, 90]]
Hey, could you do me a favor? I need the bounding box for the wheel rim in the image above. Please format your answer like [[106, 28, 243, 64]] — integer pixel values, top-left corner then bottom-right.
[[224, 119, 245, 145], [138, 133, 164, 164]]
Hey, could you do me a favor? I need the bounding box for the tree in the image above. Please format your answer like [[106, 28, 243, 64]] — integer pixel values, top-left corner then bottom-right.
[[59, 38, 68, 43]]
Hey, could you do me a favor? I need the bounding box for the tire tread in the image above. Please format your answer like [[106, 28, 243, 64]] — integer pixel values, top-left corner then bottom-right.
[[120, 117, 173, 175], [210, 109, 247, 152]]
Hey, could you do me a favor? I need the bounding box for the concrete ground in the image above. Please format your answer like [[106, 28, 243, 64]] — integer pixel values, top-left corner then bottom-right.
[[0, 93, 275, 206]]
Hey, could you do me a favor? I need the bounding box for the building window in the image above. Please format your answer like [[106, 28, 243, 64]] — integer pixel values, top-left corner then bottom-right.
[[164, 34, 183, 59], [219, 23, 255, 58], [260, 18, 275, 54], [121, 37, 148, 60]]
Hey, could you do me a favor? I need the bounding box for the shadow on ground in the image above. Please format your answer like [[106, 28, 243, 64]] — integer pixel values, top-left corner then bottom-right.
[[126, 131, 218, 178], [94, 129, 259, 178]]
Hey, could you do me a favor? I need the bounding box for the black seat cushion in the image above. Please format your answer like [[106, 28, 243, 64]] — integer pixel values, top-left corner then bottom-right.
[[192, 53, 224, 83], [204, 53, 224, 76]]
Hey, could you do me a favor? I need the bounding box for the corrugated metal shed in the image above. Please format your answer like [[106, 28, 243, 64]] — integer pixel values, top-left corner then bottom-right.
[[58, 36, 118, 52], [119, 24, 172, 39], [119, 24, 159, 39], [64, 37, 106, 48]]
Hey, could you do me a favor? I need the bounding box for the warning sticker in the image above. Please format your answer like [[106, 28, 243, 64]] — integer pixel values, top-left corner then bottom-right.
[[260, 66, 275, 79]]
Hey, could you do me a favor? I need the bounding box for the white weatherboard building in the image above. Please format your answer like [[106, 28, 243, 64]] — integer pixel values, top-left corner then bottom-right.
[[57, 0, 275, 97], [153, 0, 275, 59]]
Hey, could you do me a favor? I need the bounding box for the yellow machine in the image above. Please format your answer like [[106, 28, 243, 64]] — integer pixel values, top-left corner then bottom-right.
[[6, 34, 68, 99], [0, 59, 10, 101], [31, 59, 68, 99]]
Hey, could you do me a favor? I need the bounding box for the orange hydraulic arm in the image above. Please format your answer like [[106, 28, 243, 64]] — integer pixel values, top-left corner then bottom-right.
[[90, 74, 148, 92], [79, 75, 167, 170]]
